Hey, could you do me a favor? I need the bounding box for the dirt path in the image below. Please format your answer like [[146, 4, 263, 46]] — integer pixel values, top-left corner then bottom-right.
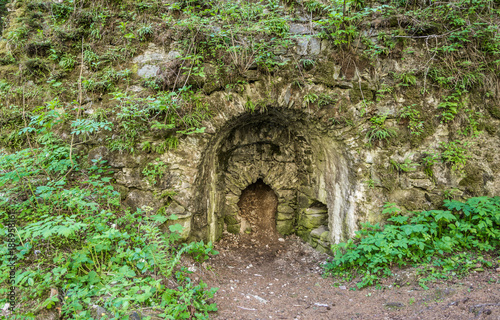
[[189, 232, 500, 320], [188, 184, 500, 319]]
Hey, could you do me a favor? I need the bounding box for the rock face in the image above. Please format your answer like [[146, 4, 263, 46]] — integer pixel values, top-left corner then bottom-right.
[[132, 43, 180, 79], [93, 38, 500, 251]]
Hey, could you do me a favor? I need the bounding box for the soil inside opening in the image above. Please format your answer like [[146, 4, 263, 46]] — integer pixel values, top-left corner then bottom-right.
[[237, 179, 279, 245]]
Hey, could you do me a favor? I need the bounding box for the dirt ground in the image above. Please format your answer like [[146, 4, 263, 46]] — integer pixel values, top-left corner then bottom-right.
[[191, 233, 500, 320], [186, 182, 500, 319]]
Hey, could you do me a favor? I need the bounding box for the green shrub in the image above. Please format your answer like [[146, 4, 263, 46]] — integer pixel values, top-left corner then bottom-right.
[[0, 100, 218, 318], [324, 197, 500, 289]]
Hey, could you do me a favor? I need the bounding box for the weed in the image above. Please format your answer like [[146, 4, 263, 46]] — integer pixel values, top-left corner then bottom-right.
[[303, 92, 319, 108], [399, 104, 424, 136], [142, 159, 168, 186], [440, 140, 471, 173], [395, 71, 417, 87], [420, 152, 439, 178], [438, 92, 462, 123], [137, 23, 154, 41], [366, 114, 397, 145], [390, 157, 418, 173], [324, 196, 500, 289]]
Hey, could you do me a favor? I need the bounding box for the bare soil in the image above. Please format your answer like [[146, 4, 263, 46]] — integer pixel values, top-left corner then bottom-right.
[[187, 181, 500, 319], [237, 179, 278, 238], [193, 233, 500, 320]]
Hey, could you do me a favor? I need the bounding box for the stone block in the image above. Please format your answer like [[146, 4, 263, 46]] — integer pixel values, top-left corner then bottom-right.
[[298, 193, 314, 208], [166, 216, 191, 241], [298, 186, 315, 197], [113, 184, 129, 200], [277, 204, 294, 214], [310, 225, 329, 239], [299, 213, 327, 230], [297, 229, 311, 242], [165, 201, 186, 215], [296, 37, 308, 55], [224, 214, 239, 225], [276, 220, 294, 235], [137, 65, 159, 78], [289, 23, 313, 35], [124, 189, 157, 212], [314, 242, 330, 254], [276, 211, 294, 221], [410, 178, 434, 190], [309, 37, 321, 55], [304, 207, 328, 215]]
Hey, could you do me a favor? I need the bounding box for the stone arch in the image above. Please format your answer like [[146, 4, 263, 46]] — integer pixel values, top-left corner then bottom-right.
[[193, 107, 358, 250]]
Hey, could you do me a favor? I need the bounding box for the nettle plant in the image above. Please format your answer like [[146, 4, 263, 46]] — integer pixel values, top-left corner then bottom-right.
[[0, 100, 218, 319], [324, 197, 500, 289]]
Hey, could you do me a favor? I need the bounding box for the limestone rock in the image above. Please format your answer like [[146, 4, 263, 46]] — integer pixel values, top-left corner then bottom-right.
[[91, 306, 111, 319], [289, 23, 313, 35], [299, 213, 327, 230], [276, 220, 294, 235], [295, 36, 321, 55], [137, 65, 159, 78], [310, 225, 328, 239], [227, 223, 240, 234], [133, 43, 180, 79], [128, 311, 142, 320], [410, 178, 434, 190], [124, 189, 156, 213], [88, 146, 109, 164], [164, 201, 186, 215], [165, 215, 191, 240]]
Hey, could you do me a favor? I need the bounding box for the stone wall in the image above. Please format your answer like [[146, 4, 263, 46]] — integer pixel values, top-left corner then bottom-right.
[[86, 28, 500, 251]]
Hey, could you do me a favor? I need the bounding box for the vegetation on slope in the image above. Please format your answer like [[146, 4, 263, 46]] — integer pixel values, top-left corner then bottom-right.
[[324, 197, 500, 289], [0, 104, 218, 318], [0, 0, 499, 318]]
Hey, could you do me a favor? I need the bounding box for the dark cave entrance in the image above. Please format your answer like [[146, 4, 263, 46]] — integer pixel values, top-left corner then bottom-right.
[[237, 179, 279, 241]]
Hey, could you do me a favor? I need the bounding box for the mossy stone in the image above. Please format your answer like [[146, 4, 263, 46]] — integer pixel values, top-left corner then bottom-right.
[[276, 220, 294, 235], [299, 214, 327, 230], [226, 223, 240, 234]]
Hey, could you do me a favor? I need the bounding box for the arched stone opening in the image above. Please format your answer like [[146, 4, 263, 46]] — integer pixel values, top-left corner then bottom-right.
[[237, 179, 278, 241], [193, 107, 358, 251]]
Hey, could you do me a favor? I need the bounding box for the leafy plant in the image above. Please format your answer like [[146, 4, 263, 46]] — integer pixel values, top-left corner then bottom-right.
[[303, 92, 318, 107], [390, 157, 418, 173], [366, 114, 397, 145], [324, 196, 500, 289], [59, 53, 76, 71], [395, 71, 417, 87], [0, 99, 218, 318], [438, 92, 462, 123], [137, 23, 154, 41], [420, 152, 439, 178], [440, 140, 471, 173], [142, 159, 168, 185], [399, 104, 424, 136]]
